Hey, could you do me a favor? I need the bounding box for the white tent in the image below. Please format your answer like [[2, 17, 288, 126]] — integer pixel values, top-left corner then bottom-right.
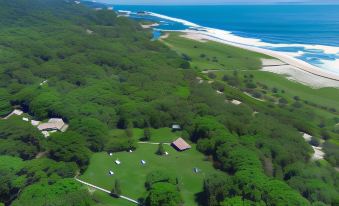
[[109, 152, 113, 156], [129, 150, 133, 153], [22, 117, 29, 122], [165, 151, 169, 156], [141, 160, 146, 165], [108, 170, 114, 175], [115, 160, 121, 165]]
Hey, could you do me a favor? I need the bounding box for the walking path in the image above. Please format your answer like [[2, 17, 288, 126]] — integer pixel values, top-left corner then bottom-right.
[[74, 177, 141, 205], [138, 141, 170, 145]]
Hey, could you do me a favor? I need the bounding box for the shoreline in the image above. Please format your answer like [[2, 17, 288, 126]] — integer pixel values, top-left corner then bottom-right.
[[175, 29, 339, 83]]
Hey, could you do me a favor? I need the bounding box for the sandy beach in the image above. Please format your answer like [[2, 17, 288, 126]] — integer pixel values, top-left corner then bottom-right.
[[178, 30, 339, 88]]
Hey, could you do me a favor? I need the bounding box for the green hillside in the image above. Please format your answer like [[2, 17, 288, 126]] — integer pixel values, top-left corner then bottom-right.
[[0, 1, 338, 206]]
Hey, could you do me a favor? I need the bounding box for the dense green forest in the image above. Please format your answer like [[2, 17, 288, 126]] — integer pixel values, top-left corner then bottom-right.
[[0, 0, 338, 205]]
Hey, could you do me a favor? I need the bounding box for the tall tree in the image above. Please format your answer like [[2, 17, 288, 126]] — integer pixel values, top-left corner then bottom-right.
[[156, 143, 165, 156], [144, 127, 151, 141]]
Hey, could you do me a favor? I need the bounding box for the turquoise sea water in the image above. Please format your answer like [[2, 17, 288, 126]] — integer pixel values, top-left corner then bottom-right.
[[82, 1, 339, 74]]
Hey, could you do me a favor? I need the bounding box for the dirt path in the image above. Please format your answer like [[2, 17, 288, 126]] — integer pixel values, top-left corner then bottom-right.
[[138, 141, 170, 145]]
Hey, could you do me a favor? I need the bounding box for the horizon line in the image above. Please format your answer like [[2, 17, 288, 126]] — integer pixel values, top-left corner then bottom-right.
[[88, 1, 339, 6]]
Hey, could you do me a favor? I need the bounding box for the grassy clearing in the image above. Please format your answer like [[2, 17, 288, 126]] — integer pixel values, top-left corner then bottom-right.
[[81, 144, 221, 206], [162, 32, 270, 71], [163, 32, 339, 144], [110, 127, 182, 143], [215, 70, 339, 111], [175, 86, 190, 98], [91, 191, 134, 206], [163, 32, 339, 111]]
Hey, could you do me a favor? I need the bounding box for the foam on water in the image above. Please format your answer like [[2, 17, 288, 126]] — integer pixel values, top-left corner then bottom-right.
[[148, 12, 200, 27], [146, 12, 339, 75]]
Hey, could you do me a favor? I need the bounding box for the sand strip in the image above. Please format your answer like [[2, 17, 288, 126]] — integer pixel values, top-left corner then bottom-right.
[[179, 30, 339, 85]]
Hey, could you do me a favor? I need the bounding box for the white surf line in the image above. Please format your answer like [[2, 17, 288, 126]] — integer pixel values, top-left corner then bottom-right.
[[145, 11, 339, 82], [74, 177, 141, 205], [138, 141, 171, 145], [188, 30, 339, 81]]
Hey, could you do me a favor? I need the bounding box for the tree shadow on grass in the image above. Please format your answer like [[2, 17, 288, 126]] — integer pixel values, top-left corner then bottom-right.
[[194, 191, 206, 206]]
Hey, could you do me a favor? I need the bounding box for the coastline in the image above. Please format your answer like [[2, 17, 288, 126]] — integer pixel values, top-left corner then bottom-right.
[[136, 11, 339, 86], [174, 29, 339, 87]]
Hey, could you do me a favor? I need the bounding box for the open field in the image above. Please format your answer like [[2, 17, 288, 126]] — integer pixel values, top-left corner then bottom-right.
[[162, 32, 270, 71], [214, 70, 339, 112], [81, 143, 220, 206], [163, 33, 339, 110], [91, 191, 134, 206], [162, 33, 339, 144], [110, 127, 182, 143]]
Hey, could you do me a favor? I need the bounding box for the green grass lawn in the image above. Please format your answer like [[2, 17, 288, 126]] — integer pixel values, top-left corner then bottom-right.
[[163, 32, 339, 112], [110, 127, 182, 143], [81, 144, 221, 206], [162, 32, 270, 71], [90, 191, 134, 206], [214, 70, 339, 111], [162, 32, 339, 144]]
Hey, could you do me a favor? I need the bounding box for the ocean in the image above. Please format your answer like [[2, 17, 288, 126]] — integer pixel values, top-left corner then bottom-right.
[[92, 3, 339, 75]]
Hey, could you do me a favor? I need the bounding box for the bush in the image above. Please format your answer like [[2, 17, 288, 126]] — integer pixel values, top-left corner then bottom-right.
[[245, 82, 257, 89], [208, 73, 217, 79], [309, 137, 320, 147], [279, 97, 288, 105], [222, 75, 229, 81], [252, 91, 262, 99], [145, 170, 176, 190], [146, 182, 183, 206]]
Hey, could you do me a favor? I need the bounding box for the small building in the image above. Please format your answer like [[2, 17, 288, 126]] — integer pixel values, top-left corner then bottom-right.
[[13, 109, 23, 116], [22, 117, 29, 122], [39, 80, 48, 86], [171, 124, 181, 131], [302, 133, 312, 142], [216, 90, 223, 95], [231, 99, 242, 105], [86, 29, 93, 35], [42, 131, 50, 138], [38, 118, 67, 132], [31, 120, 40, 126], [171, 137, 191, 151]]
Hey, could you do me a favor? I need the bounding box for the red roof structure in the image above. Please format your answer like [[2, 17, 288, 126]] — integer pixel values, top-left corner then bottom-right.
[[171, 138, 191, 151]]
